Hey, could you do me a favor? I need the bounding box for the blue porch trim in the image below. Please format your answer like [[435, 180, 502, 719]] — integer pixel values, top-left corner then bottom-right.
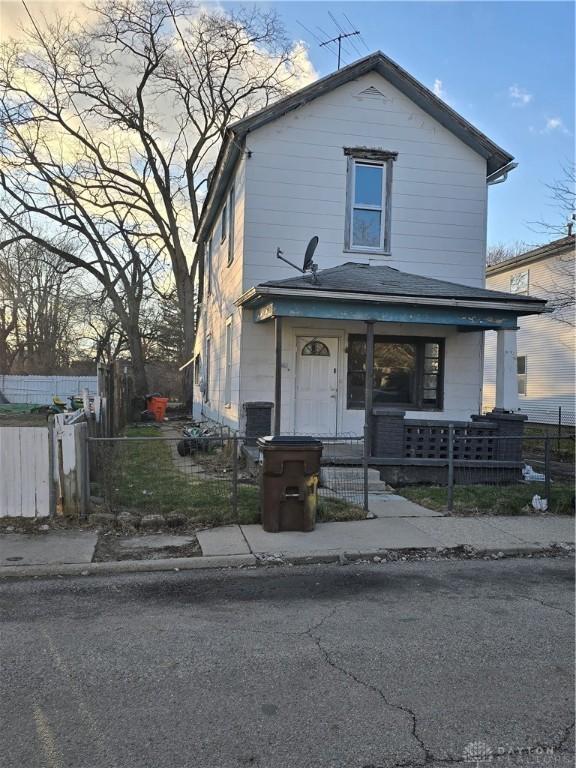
[[252, 298, 520, 329]]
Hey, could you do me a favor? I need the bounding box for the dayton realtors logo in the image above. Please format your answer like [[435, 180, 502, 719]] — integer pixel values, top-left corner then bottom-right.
[[463, 741, 556, 765], [463, 742, 493, 765]]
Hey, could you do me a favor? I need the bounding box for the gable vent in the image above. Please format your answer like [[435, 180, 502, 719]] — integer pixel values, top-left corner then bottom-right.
[[357, 85, 388, 100]]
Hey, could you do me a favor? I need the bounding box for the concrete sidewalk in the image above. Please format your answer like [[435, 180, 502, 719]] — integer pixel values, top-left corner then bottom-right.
[[0, 515, 573, 579], [197, 515, 575, 560]]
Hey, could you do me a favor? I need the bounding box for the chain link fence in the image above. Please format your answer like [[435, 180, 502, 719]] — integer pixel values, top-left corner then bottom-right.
[[88, 433, 257, 525], [86, 426, 574, 525], [445, 434, 575, 515]]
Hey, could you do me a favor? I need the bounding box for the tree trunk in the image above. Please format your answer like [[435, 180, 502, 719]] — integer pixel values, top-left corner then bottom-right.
[[127, 328, 148, 399], [173, 247, 199, 410]]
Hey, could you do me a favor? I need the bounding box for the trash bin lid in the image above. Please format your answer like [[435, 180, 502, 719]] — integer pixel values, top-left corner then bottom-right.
[[257, 435, 323, 447]]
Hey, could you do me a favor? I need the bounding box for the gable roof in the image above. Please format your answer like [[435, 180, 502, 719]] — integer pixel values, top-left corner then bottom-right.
[[237, 262, 546, 316], [486, 234, 575, 277], [195, 51, 514, 243]]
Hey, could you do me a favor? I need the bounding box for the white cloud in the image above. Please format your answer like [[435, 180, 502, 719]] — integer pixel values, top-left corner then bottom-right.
[[530, 116, 571, 135], [544, 116, 569, 133], [508, 84, 533, 107], [432, 79, 445, 99]]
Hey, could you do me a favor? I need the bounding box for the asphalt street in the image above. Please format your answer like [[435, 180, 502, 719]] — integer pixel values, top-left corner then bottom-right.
[[1, 557, 574, 768]]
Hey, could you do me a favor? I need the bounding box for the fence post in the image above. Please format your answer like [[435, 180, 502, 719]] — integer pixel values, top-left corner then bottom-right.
[[232, 435, 239, 519], [363, 424, 369, 513], [557, 406, 562, 451], [544, 436, 551, 508], [447, 424, 455, 512]]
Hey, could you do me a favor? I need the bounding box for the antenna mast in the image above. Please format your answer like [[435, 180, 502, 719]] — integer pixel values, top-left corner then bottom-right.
[[319, 29, 360, 70]]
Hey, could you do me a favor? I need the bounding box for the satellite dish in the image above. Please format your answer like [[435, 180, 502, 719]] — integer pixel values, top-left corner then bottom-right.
[[276, 236, 320, 282], [303, 236, 319, 272]]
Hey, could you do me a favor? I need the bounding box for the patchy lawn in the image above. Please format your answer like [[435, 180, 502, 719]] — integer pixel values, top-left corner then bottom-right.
[[91, 425, 364, 526], [399, 482, 575, 516], [524, 426, 575, 463]]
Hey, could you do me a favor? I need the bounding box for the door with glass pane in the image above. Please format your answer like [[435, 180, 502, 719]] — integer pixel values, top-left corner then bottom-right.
[[295, 337, 338, 435]]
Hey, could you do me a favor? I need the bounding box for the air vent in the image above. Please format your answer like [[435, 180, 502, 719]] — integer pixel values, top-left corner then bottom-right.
[[357, 85, 387, 100]]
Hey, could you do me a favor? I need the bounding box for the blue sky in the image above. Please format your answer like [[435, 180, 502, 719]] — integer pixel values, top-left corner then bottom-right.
[[236, 1, 575, 248]]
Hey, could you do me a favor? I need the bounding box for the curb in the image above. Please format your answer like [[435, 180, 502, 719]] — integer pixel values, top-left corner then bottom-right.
[[0, 543, 572, 581], [0, 554, 258, 580]]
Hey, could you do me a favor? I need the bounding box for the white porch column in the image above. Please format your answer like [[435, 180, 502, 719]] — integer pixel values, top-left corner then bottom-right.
[[495, 329, 518, 411]]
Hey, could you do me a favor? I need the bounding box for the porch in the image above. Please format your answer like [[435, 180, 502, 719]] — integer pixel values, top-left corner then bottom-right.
[[236, 262, 546, 457]]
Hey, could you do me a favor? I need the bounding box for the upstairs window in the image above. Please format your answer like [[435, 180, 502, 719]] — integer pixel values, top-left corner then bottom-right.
[[344, 148, 396, 254], [227, 186, 235, 266], [510, 271, 529, 295], [205, 237, 212, 296]]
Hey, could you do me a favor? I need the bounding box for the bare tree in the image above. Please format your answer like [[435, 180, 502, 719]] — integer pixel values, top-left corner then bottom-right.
[[0, 238, 81, 372], [531, 163, 576, 237], [486, 241, 529, 266], [0, 0, 304, 398]]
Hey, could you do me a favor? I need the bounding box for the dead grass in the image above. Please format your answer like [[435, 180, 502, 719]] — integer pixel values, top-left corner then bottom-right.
[[399, 482, 575, 516]]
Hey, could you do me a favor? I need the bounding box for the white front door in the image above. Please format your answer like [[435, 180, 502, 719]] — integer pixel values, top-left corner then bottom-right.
[[294, 336, 338, 435]]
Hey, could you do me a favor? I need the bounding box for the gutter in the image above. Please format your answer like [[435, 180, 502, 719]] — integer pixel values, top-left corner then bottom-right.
[[487, 161, 518, 186], [234, 285, 547, 315]]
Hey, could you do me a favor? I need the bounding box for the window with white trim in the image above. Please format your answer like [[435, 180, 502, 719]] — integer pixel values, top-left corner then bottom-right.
[[204, 336, 211, 402], [517, 355, 527, 396], [221, 202, 228, 243], [224, 319, 233, 406], [510, 271, 529, 295], [227, 186, 235, 266], [205, 237, 212, 296], [344, 148, 396, 254]]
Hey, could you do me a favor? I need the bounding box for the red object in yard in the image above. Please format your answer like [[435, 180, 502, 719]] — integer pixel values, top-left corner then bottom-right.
[[147, 396, 169, 422]]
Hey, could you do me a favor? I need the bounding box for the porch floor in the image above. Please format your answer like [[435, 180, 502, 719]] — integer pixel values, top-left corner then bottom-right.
[[242, 440, 364, 466]]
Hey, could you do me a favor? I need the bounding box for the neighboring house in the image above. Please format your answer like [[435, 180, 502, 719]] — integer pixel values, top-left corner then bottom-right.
[[191, 51, 546, 443], [483, 235, 575, 425]]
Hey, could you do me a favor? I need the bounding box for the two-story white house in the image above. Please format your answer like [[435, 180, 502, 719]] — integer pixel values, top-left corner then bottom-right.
[[191, 52, 545, 451], [483, 234, 575, 425]]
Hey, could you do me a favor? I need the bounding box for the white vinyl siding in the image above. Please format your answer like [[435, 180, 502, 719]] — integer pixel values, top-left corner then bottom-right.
[[242, 71, 487, 290], [484, 252, 575, 422]]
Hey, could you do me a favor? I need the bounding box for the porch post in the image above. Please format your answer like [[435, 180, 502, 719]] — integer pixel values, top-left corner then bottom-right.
[[273, 316, 283, 435], [364, 321, 375, 456], [495, 328, 518, 412]]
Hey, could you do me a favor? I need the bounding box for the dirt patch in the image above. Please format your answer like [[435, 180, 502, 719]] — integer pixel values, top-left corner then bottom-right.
[[93, 531, 201, 562]]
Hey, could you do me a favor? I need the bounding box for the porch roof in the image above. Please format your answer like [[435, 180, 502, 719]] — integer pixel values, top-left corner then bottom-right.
[[236, 263, 547, 330]]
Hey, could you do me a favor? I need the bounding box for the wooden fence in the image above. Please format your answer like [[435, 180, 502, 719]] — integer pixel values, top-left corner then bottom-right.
[[0, 427, 52, 518]]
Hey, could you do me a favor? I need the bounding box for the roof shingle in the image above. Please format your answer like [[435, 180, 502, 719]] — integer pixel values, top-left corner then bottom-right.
[[261, 262, 544, 304]]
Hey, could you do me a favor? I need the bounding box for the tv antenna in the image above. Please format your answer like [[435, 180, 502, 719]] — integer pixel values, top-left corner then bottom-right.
[[276, 236, 319, 282], [319, 29, 360, 70]]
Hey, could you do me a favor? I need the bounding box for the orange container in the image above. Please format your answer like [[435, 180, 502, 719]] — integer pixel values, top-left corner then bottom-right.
[[148, 396, 169, 422]]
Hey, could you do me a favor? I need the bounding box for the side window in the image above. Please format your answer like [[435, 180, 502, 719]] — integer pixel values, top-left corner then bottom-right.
[[344, 149, 396, 254], [517, 355, 527, 395], [204, 337, 211, 402], [227, 186, 235, 266], [221, 202, 228, 243], [510, 271, 529, 295], [224, 319, 233, 406], [206, 237, 212, 296]]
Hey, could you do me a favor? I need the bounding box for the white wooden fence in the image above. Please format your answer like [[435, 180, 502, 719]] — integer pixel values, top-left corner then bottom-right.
[[52, 418, 89, 517], [0, 427, 51, 518], [0, 374, 98, 405]]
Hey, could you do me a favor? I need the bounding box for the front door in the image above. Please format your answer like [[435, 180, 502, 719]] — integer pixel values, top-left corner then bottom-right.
[[294, 336, 338, 435]]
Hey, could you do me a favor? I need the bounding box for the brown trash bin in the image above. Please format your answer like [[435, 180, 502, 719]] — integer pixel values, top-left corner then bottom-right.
[[257, 436, 323, 532]]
